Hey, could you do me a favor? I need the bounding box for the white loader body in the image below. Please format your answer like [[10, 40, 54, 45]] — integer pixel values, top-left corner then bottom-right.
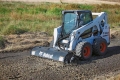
[[31, 10, 110, 63]]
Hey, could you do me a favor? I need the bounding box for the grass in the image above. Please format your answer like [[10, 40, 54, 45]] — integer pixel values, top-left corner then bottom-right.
[[0, 2, 120, 35]]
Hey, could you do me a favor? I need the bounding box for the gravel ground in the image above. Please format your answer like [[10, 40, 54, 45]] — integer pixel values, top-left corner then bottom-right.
[[0, 37, 120, 80]]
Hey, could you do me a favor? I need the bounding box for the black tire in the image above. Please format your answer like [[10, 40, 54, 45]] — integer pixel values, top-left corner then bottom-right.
[[75, 41, 92, 60], [64, 53, 79, 64], [93, 38, 107, 56], [50, 40, 54, 47], [64, 52, 74, 64]]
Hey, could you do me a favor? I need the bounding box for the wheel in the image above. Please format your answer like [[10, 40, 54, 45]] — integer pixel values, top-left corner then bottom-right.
[[75, 41, 92, 60], [64, 52, 74, 64], [93, 38, 107, 56], [50, 40, 54, 47]]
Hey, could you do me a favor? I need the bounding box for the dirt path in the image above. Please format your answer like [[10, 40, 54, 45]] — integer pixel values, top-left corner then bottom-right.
[[0, 37, 120, 80], [1, 0, 120, 5]]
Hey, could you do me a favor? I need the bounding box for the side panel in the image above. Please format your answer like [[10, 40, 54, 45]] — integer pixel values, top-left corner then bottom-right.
[[68, 21, 96, 51], [100, 24, 110, 44], [68, 33, 77, 51], [53, 26, 62, 47]]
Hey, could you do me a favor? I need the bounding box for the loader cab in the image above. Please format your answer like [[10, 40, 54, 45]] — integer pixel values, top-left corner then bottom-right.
[[78, 11, 93, 27], [62, 10, 93, 36]]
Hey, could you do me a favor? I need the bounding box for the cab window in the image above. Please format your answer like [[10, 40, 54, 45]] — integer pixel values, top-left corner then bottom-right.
[[79, 12, 92, 26]]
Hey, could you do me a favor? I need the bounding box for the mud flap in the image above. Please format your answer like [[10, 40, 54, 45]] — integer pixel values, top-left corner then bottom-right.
[[31, 47, 69, 62]]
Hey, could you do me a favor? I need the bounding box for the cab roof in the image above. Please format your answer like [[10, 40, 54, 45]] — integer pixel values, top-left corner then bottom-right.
[[62, 10, 91, 14]]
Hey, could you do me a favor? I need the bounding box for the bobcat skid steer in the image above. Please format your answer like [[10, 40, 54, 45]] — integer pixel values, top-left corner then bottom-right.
[[31, 10, 110, 63]]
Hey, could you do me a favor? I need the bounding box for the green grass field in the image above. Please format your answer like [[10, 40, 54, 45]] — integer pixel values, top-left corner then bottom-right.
[[0, 2, 120, 35]]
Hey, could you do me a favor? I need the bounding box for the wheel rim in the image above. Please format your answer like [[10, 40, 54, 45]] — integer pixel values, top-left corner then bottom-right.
[[83, 46, 91, 57], [100, 42, 106, 53]]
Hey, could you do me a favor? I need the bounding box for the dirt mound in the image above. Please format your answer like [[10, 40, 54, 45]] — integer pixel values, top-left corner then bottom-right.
[[110, 28, 120, 39]]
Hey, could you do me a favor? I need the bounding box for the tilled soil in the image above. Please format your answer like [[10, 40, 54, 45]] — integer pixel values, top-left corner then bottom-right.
[[0, 32, 52, 53], [0, 37, 120, 80]]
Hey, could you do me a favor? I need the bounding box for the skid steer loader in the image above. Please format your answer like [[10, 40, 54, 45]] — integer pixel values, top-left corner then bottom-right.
[[31, 10, 110, 63]]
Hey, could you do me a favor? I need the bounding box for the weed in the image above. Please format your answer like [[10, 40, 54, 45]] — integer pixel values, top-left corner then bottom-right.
[[2, 25, 28, 35], [0, 36, 5, 49], [47, 8, 63, 15], [79, 4, 94, 10], [35, 8, 47, 13], [115, 11, 120, 14], [0, 7, 11, 14]]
